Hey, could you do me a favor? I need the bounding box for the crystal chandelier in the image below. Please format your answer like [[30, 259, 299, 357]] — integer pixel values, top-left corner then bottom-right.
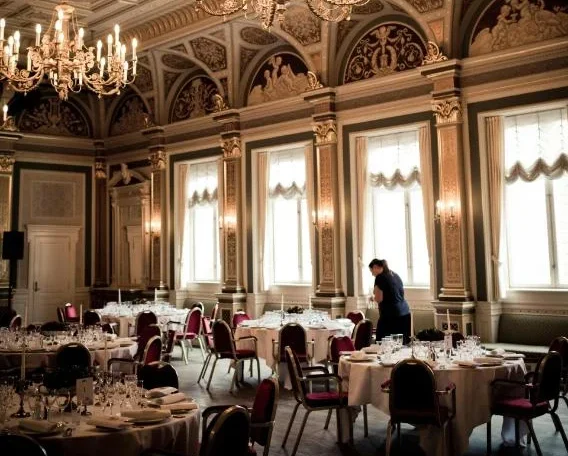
[[0, 2, 138, 100], [196, 0, 367, 30]]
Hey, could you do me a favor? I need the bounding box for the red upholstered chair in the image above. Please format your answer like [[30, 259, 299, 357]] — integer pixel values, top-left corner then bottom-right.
[[352, 319, 373, 351], [135, 310, 158, 337], [0, 433, 47, 456], [191, 302, 205, 313], [138, 361, 179, 390], [272, 323, 313, 375], [162, 329, 176, 363], [172, 307, 205, 363], [232, 311, 250, 329], [83, 310, 101, 326], [382, 358, 456, 456], [451, 331, 465, 349], [198, 317, 215, 383], [64, 303, 80, 323], [55, 343, 92, 370], [210, 303, 219, 321], [487, 351, 568, 456], [9, 314, 22, 330], [549, 336, 568, 408], [135, 324, 162, 361], [346, 311, 365, 326], [206, 320, 260, 393], [108, 335, 162, 374], [202, 377, 279, 456], [200, 405, 251, 456], [283, 346, 352, 456]]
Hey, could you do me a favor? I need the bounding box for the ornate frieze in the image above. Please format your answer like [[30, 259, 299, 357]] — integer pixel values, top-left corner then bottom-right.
[[161, 54, 195, 70], [149, 150, 167, 172], [190, 37, 227, 72], [422, 41, 448, 65], [432, 99, 462, 125], [19, 97, 90, 137], [170, 76, 219, 122], [343, 23, 427, 83], [313, 120, 338, 146], [221, 137, 242, 158], [0, 153, 15, 173], [353, 0, 384, 14], [240, 27, 278, 46], [280, 6, 322, 46], [406, 0, 444, 13]]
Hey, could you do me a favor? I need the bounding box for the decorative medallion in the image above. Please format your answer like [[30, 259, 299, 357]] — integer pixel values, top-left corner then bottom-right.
[[343, 23, 426, 84], [353, 0, 384, 14], [405, 0, 444, 13], [161, 54, 195, 70], [248, 53, 311, 106], [240, 48, 259, 77], [18, 97, 90, 137], [337, 20, 359, 52], [170, 76, 219, 122], [190, 37, 227, 71], [134, 65, 153, 93], [280, 7, 322, 46], [469, 0, 568, 57], [240, 27, 279, 45], [170, 44, 187, 53], [164, 71, 181, 95], [421, 41, 448, 65], [110, 94, 150, 136]]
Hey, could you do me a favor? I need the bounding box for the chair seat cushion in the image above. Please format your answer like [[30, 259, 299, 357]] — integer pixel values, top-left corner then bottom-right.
[[393, 406, 451, 425], [305, 391, 348, 408], [175, 332, 198, 340], [492, 397, 549, 417], [220, 349, 256, 359]]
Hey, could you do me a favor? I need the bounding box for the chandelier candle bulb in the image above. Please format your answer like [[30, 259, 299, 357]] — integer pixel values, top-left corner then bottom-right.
[[0, 19, 4, 41], [96, 40, 102, 61], [14, 30, 20, 54], [2, 104, 7, 121], [27, 51, 31, 71], [78, 28, 84, 48], [114, 24, 120, 44], [78, 70, 82, 86], [121, 44, 126, 62], [115, 40, 121, 57], [107, 34, 112, 57], [100, 57, 105, 77], [132, 60, 137, 75], [35, 24, 41, 46], [131, 38, 137, 60]]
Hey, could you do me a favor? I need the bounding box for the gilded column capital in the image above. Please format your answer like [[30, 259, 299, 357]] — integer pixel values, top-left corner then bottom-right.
[[149, 149, 167, 171], [432, 98, 463, 125], [0, 152, 15, 173], [313, 120, 338, 146], [95, 156, 107, 180], [221, 136, 242, 159]]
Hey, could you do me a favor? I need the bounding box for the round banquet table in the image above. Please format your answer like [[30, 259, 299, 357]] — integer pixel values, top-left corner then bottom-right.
[[5, 406, 200, 456], [338, 354, 526, 455], [235, 322, 354, 389], [100, 311, 189, 338], [0, 341, 137, 371]]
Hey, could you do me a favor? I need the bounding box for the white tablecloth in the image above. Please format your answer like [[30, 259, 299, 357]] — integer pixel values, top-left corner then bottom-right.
[[6, 406, 199, 456], [100, 312, 188, 338], [338, 355, 526, 455]]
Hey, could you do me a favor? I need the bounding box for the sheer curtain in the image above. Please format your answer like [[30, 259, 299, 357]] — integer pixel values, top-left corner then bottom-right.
[[418, 126, 435, 293], [486, 116, 504, 301], [177, 164, 190, 289], [355, 137, 369, 294], [257, 152, 269, 291]]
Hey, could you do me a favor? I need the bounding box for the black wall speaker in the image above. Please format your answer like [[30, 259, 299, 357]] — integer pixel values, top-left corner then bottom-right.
[[2, 231, 24, 260]]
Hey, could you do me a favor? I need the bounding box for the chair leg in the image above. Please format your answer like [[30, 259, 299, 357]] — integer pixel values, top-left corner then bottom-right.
[[486, 415, 491, 456], [526, 419, 543, 456], [397, 423, 401, 452], [550, 412, 568, 451], [324, 409, 332, 430], [385, 420, 394, 456], [198, 352, 211, 382], [514, 419, 520, 448], [291, 411, 311, 456], [179, 341, 188, 365], [206, 357, 218, 391], [256, 357, 261, 384], [197, 337, 206, 360], [263, 425, 274, 456], [230, 361, 240, 394], [363, 404, 368, 437], [282, 402, 300, 448]]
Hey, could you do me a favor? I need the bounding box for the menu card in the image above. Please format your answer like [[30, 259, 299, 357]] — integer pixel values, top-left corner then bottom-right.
[[77, 377, 94, 406]]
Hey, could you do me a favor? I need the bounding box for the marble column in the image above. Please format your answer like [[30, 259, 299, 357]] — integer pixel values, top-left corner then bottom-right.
[[304, 88, 346, 318], [422, 61, 475, 335], [93, 140, 109, 287]]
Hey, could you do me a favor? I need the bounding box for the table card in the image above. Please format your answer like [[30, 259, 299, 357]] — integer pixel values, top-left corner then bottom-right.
[[76, 377, 94, 406]]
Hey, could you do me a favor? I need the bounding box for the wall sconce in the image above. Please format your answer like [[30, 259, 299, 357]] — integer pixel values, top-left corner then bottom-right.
[[224, 213, 237, 230], [145, 218, 161, 237], [312, 207, 333, 231], [434, 200, 457, 228]]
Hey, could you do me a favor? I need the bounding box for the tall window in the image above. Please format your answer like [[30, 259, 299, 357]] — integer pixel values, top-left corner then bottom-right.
[[265, 147, 312, 285], [181, 160, 220, 284], [503, 108, 568, 289], [364, 130, 430, 289]]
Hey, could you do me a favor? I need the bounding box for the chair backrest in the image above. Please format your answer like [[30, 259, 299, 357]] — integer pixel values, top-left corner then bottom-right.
[[279, 323, 307, 361], [329, 335, 355, 364], [232, 311, 250, 328], [9, 314, 22, 330], [549, 336, 568, 373], [40, 321, 67, 333], [83, 310, 101, 326], [56, 307, 65, 323], [451, 331, 465, 348], [389, 358, 443, 426], [184, 307, 202, 335], [55, 342, 92, 370], [135, 310, 158, 337], [211, 320, 235, 356], [285, 346, 308, 403], [347, 311, 365, 325], [210, 303, 219, 321], [532, 351, 563, 405], [201, 405, 250, 456], [142, 335, 163, 365], [202, 317, 214, 348], [136, 324, 162, 360], [64, 303, 79, 321], [352, 319, 373, 350], [191, 302, 205, 313], [0, 433, 48, 456], [101, 322, 115, 334], [138, 361, 179, 390], [164, 329, 176, 358], [250, 377, 279, 446]]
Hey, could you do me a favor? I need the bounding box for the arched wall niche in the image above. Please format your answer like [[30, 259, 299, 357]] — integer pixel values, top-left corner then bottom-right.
[[168, 72, 223, 123]]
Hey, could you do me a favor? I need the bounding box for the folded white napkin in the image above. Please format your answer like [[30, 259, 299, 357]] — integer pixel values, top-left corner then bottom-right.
[[362, 345, 381, 354], [454, 360, 478, 368], [146, 386, 178, 398], [87, 417, 131, 430], [350, 351, 366, 360], [473, 357, 503, 365], [121, 409, 171, 420], [151, 392, 187, 405], [158, 401, 198, 412], [19, 420, 58, 433], [490, 348, 505, 355]]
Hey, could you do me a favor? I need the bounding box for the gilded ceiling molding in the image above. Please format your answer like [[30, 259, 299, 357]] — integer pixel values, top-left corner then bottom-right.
[[221, 137, 242, 158], [432, 99, 462, 124], [0, 153, 15, 173], [421, 41, 448, 65], [313, 120, 337, 146]]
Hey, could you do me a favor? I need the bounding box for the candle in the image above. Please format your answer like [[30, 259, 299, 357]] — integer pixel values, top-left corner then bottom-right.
[[103, 337, 108, 372], [154, 288, 157, 303], [132, 38, 137, 60], [118, 288, 122, 305], [23, 303, 28, 328], [281, 294, 284, 313], [107, 34, 113, 57], [0, 19, 5, 41], [21, 341, 26, 380], [446, 309, 451, 332], [308, 295, 312, 310], [3, 104, 7, 122], [35, 24, 41, 46], [78, 28, 84, 48], [96, 40, 102, 61], [410, 310, 414, 339], [80, 304, 83, 325]]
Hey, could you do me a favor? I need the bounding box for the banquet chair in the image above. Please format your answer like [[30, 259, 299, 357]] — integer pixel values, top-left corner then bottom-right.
[[324, 335, 368, 437], [162, 328, 176, 362], [207, 320, 260, 393], [451, 331, 465, 348], [382, 358, 456, 456], [83, 310, 101, 326], [40, 321, 67, 333], [233, 311, 251, 329], [198, 316, 215, 383], [487, 351, 568, 456], [201, 405, 251, 456], [9, 314, 22, 330], [108, 335, 163, 374], [171, 307, 205, 363], [352, 319, 373, 350], [64, 303, 80, 323], [210, 303, 219, 321], [101, 322, 116, 334], [135, 310, 158, 337], [272, 323, 314, 375], [549, 336, 568, 408], [202, 377, 279, 456], [191, 302, 205, 313], [0, 433, 47, 456], [136, 324, 162, 361], [138, 361, 179, 389], [55, 343, 92, 370], [346, 310, 365, 326], [56, 307, 65, 323], [283, 346, 352, 456]]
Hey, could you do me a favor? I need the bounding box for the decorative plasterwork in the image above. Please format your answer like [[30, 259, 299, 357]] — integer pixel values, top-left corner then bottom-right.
[[170, 44, 188, 53], [240, 27, 278, 45], [134, 65, 154, 93], [405, 0, 444, 13], [110, 95, 150, 137], [163, 71, 182, 95], [18, 97, 91, 137], [95, 157, 107, 180], [313, 120, 338, 145], [221, 137, 242, 158], [240, 48, 259, 77], [422, 41, 448, 65], [432, 99, 462, 124], [190, 37, 227, 72], [353, 0, 385, 14], [150, 150, 167, 171], [280, 7, 322, 46], [0, 153, 15, 173], [170, 76, 219, 122], [210, 30, 226, 41], [337, 21, 359, 52], [212, 93, 229, 112], [161, 54, 195, 70], [307, 71, 324, 90]]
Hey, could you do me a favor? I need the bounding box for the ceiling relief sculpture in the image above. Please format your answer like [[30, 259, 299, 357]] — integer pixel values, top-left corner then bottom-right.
[[240, 48, 259, 77], [134, 65, 154, 93], [248, 53, 310, 106], [241, 27, 279, 45], [110, 94, 150, 137], [190, 37, 227, 71], [170, 76, 220, 122], [343, 23, 426, 83], [469, 0, 568, 56], [18, 97, 90, 137], [280, 7, 322, 46], [161, 54, 196, 70], [405, 0, 444, 13]]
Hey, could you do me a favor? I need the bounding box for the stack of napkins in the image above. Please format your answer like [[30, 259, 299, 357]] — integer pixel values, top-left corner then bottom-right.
[[86, 417, 131, 430], [146, 387, 198, 412], [151, 392, 187, 405], [121, 409, 171, 421], [19, 420, 59, 433], [350, 351, 367, 360], [146, 386, 178, 398]]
